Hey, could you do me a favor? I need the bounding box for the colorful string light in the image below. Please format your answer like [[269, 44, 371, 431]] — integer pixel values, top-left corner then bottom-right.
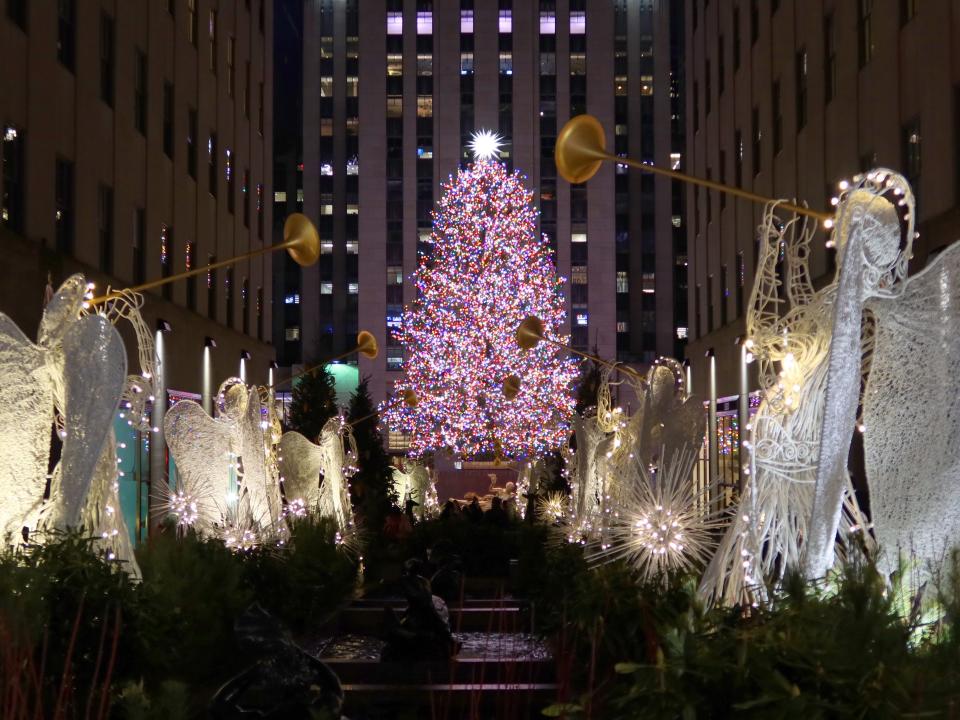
[[383, 158, 577, 460]]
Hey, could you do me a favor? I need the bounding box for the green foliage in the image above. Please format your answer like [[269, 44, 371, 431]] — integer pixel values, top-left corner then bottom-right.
[[533, 543, 960, 719], [0, 522, 360, 715], [574, 358, 602, 415], [347, 377, 396, 533], [287, 366, 338, 441]]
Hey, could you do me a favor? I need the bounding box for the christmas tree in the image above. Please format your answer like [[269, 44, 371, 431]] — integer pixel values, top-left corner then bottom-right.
[[287, 367, 338, 442], [347, 377, 396, 532], [384, 134, 577, 459]]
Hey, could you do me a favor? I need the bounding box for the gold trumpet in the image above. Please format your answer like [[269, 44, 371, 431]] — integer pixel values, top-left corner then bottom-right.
[[273, 330, 379, 389], [89, 213, 321, 305], [516, 315, 645, 382], [555, 114, 832, 222]]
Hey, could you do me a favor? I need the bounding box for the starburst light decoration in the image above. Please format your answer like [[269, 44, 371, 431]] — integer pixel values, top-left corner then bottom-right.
[[382, 156, 577, 459], [587, 449, 722, 586], [467, 129, 503, 161]]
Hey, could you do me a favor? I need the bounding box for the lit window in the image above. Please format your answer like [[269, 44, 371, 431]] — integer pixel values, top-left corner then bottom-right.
[[640, 75, 653, 95], [386, 11, 402, 35], [615, 124, 628, 136], [416, 11, 432, 34], [285, 326, 300, 341], [321, 118, 333, 136], [274, 191, 287, 202], [346, 241, 358, 254], [386, 348, 404, 371], [575, 312, 588, 326], [320, 76, 333, 97], [297, 189, 304, 203], [418, 230, 432, 244], [387, 95, 403, 117], [570, 53, 586, 75], [321, 282, 333, 295], [460, 52, 474, 75], [388, 430, 411, 450], [642, 273, 656, 294], [460, 10, 473, 33], [320, 204, 333, 215], [539, 11, 555, 34], [571, 265, 587, 284], [676, 327, 689, 340], [387, 53, 403, 76], [346, 76, 359, 97], [616, 321, 628, 333], [499, 52, 512, 75], [670, 152, 681, 169], [387, 265, 403, 284], [346, 204, 359, 215], [615, 76, 627, 96], [348, 282, 359, 294], [320, 163, 333, 177], [417, 146, 433, 159], [320, 241, 334, 254], [346, 156, 359, 175], [570, 11, 586, 34], [284, 293, 300, 304], [498, 9, 512, 33], [386, 312, 403, 330], [572, 233, 587, 243], [417, 54, 432, 75], [417, 95, 433, 117], [672, 215, 682, 228], [616, 271, 628, 293]]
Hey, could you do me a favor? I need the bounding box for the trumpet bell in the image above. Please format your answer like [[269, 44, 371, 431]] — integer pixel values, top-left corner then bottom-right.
[[516, 316, 545, 350], [555, 114, 608, 185], [356, 330, 379, 359], [283, 213, 321, 267], [502, 374, 521, 400]]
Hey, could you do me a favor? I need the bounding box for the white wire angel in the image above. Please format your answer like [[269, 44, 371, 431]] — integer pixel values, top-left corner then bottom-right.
[[391, 458, 438, 521], [804, 170, 960, 583], [0, 274, 150, 575], [164, 377, 282, 540], [278, 415, 357, 539], [700, 200, 867, 605]]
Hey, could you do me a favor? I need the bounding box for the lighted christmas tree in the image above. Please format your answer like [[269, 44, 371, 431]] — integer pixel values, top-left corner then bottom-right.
[[383, 132, 577, 460]]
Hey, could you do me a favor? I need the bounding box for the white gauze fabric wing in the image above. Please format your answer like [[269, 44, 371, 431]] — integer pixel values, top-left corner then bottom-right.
[[863, 240, 960, 577], [278, 431, 325, 512]]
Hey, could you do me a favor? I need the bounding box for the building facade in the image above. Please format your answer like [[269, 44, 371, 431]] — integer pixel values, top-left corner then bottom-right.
[[289, 0, 687, 433], [0, 0, 275, 392], [685, 0, 960, 395]]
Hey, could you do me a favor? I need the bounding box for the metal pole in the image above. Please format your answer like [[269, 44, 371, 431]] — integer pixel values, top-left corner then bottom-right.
[[738, 343, 750, 494], [148, 329, 167, 536], [707, 350, 719, 511]]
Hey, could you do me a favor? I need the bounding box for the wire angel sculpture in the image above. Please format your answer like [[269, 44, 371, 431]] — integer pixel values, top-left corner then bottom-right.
[[804, 170, 960, 584], [0, 274, 152, 575], [278, 415, 357, 541], [164, 377, 283, 542], [699, 204, 847, 604], [391, 458, 438, 521]]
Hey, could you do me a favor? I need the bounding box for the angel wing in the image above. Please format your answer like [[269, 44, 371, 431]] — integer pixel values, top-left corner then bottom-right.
[[317, 418, 354, 536], [237, 387, 281, 528], [53, 315, 127, 529], [0, 314, 53, 540], [164, 399, 235, 532], [862, 239, 960, 577], [278, 431, 325, 512]]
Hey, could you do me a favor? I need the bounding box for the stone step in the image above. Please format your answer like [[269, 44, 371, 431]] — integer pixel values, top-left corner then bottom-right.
[[331, 604, 530, 634], [341, 681, 559, 719]]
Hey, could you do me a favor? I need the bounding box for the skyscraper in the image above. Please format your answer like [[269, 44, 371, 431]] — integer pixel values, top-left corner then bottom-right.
[[291, 0, 687, 449], [0, 0, 275, 392]]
